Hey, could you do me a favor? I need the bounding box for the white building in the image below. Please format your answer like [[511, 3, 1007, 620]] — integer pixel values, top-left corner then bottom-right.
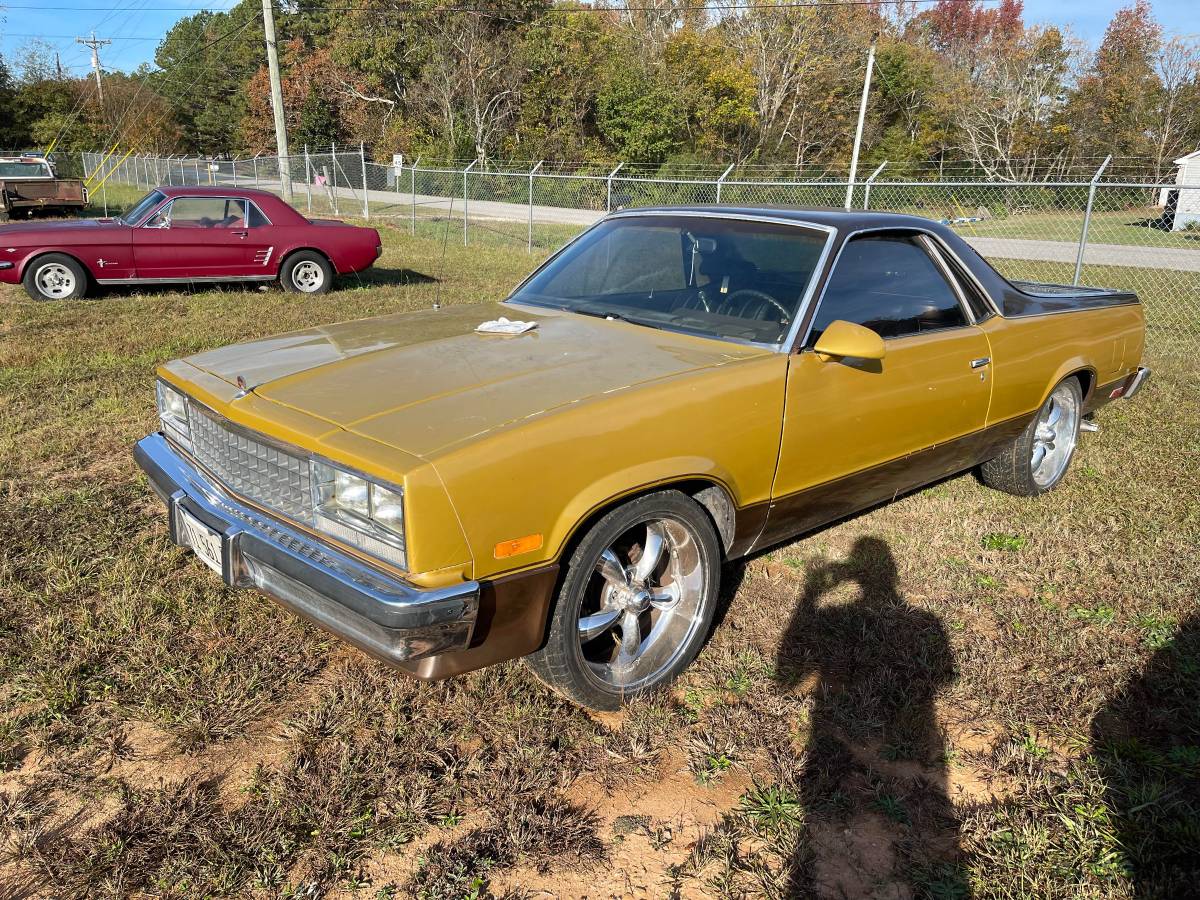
[[1171, 150, 1200, 231]]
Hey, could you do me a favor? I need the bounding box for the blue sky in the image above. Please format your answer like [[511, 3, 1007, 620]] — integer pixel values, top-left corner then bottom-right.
[[0, 0, 1197, 76]]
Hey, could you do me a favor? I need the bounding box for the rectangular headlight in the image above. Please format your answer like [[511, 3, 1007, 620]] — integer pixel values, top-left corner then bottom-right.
[[156, 381, 191, 451], [311, 460, 406, 569]]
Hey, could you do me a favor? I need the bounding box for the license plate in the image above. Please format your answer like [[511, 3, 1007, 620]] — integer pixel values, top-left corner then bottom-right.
[[179, 508, 224, 576]]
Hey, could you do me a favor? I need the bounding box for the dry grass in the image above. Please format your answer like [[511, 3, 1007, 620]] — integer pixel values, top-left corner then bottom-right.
[[1, 216, 1197, 899]]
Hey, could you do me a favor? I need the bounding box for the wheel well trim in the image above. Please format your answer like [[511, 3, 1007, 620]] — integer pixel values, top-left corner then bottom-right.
[[547, 475, 742, 572], [1044, 363, 1096, 408], [279, 246, 338, 275], [18, 248, 91, 281]]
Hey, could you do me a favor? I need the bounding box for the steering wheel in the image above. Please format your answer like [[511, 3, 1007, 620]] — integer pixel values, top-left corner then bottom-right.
[[721, 288, 791, 324]]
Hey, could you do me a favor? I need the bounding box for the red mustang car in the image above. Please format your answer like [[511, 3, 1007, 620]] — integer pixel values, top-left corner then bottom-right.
[[0, 186, 382, 301]]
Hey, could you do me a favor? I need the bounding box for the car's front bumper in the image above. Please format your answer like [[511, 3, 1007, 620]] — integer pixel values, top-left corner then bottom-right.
[[134, 432, 479, 666]]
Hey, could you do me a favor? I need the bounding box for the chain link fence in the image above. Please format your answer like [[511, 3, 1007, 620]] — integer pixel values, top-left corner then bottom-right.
[[80, 150, 1199, 357]]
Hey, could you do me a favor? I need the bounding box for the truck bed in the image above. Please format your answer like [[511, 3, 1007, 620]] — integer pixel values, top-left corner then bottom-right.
[[0, 178, 88, 217]]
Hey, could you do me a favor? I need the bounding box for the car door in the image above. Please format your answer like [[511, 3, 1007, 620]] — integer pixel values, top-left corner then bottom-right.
[[240, 199, 278, 274], [133, 196, 254, 279], [761, 231, 993, 544]]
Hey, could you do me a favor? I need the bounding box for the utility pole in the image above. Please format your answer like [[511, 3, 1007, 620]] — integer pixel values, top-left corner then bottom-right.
[[260, 0, 293, 201], [76, 32, 111, 107], [844, 33, 877, 210]]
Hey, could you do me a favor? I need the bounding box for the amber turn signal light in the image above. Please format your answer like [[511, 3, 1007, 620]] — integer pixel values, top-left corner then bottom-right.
[[494, 533, 543, 559]]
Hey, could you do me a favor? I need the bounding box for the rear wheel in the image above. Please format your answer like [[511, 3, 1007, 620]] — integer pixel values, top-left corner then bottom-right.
[[280, 251, 333, 295], [524, 490, 721, 710], [980, 377, 1083, 496], [22, 253, 88, 301]]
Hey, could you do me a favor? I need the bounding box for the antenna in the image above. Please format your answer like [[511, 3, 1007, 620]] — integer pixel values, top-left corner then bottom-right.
[[76, 31, 112, 108]]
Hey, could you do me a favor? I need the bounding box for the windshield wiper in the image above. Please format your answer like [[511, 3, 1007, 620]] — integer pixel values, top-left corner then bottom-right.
[[571, 307, 663, 330]]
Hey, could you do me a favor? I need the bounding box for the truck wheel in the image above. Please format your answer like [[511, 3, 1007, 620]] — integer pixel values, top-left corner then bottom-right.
[[980, 377, 1083, 496], [280, 251, 333, 295], [22, 253, 89, 301], [524, 490, 721, 711]]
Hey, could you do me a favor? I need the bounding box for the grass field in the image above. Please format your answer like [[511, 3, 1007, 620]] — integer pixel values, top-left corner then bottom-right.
[[950, 208, 1199, 250], [2, 217, 1198, 900]]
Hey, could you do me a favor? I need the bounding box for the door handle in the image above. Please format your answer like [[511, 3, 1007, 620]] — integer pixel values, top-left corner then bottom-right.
[[970, 357, 991, 369], [231, 231, 248, 238]]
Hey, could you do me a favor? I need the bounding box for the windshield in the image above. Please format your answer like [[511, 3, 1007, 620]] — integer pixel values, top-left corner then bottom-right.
[[509, 215, 829, 345], [0, 161, 52, 178], [119, 190, 166, 225]]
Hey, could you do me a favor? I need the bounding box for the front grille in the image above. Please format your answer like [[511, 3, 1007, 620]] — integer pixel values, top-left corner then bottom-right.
[[188, 403, 312, 521]]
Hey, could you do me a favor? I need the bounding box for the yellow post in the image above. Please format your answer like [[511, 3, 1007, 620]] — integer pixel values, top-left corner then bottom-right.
[[89, 149, 134, 194], [85, 144, 121, 188]]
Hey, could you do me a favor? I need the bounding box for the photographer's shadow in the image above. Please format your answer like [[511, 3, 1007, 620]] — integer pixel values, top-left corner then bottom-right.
[[775, 536, 965, 897], [1092, 614, 1200, 897]]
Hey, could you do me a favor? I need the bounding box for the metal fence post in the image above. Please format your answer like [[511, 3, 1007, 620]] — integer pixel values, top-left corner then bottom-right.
[[232, 156, 240, 187], [194, 158, 201, 186], [303, 147, 312, 213], [715, 163, 734, 204], [360, 142, 370, 219], [252, 154, 260, 188], [1073, 155, 1111, 286], [330, 142, 338, 215], [863, 161, 888, 210], [528, 160, 543, 252], [606, 162, 624, 211], [411, 155, 420, 235], [463, 159, 478, 246]]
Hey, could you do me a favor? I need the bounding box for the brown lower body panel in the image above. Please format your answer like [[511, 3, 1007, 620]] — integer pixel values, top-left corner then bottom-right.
[[396, 564, 559, 680], [743, 412, 1035, 554]]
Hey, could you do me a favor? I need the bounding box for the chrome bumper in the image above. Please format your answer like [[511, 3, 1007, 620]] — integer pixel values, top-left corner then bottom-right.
[[1122, 366, 1151, 400], [134, 432, 479, 666]]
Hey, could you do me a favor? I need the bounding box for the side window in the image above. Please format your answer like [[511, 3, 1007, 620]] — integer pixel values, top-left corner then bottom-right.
[[160, 197, 245, 228], [808, 234, 968, 343], [247, 202, 270, 227]]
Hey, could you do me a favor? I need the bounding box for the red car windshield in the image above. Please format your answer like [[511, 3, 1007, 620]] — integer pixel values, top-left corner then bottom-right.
[[118, 190, 166, 226]]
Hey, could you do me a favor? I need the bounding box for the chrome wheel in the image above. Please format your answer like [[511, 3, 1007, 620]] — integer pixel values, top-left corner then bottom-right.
[[291, 260, 325, 292], [35, 262, 76, 299], [1031, 382, 1080, 488], [577, 518, 707, 691]]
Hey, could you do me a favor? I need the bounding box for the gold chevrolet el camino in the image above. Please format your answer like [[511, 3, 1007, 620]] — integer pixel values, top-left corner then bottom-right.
[[135, 208, 1149, 709]]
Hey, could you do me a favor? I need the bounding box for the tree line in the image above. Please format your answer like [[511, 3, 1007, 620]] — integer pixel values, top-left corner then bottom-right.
[[1, 0, 1197, 180]]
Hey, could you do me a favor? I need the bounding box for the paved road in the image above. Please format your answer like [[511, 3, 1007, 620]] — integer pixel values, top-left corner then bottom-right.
[[228, 176, 1200, 274], [965, 236, 1200, 274]]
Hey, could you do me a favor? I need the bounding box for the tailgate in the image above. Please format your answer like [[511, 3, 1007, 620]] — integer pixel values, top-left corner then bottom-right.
[[1, 179, 88, 203]]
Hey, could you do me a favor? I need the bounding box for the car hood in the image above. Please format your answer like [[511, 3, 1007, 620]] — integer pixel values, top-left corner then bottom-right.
[[183, 302, 768, 458], [0, 218, 125, 240]]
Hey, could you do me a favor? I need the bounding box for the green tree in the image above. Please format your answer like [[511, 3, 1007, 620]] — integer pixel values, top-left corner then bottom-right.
[[0, 57, 23, 148], [295, 86, 340, 149], [596, 64, 685, 164], [153, 0, 265, 153], [1066, 0, 1163, 161]]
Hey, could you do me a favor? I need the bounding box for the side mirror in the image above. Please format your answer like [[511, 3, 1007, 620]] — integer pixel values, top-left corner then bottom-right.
[[812, 320, 886, 361]]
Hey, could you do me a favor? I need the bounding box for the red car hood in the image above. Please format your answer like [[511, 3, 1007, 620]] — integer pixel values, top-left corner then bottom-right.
[[0, 219, 126, 241]]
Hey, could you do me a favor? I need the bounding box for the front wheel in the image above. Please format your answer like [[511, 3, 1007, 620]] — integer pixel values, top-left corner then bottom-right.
[[23, 253, 88, 301], [280, 251, 333, 295], [980, 377, 1083, 496], [524, 490, 721, 711]]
